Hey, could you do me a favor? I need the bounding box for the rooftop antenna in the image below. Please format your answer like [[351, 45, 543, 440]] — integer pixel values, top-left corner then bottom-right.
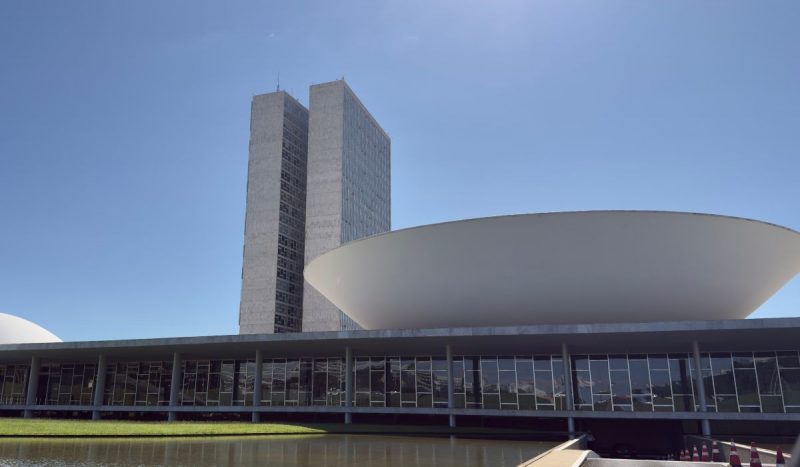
[[276, 71, 280, 92]]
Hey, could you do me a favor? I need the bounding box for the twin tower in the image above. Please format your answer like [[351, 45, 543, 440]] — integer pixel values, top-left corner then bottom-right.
[[238, 80, 390, 334]]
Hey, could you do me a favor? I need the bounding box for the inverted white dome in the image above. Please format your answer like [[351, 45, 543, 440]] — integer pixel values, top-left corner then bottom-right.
[[305, 211, 800, 329], [0, 313, 61, 344]]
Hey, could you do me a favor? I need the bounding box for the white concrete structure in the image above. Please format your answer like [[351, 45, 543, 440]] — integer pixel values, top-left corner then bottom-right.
[[303, 80, 391, 332], [304, 211, 800, 330], [0, 313, 61, 344], [239, 91, 309, 334]]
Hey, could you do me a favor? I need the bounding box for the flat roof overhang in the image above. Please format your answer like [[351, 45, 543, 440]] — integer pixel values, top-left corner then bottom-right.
[[0, 317, 798, 363]]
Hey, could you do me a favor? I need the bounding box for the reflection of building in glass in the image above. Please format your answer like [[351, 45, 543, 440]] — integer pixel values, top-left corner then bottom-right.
[[8, 350, 799, 415]]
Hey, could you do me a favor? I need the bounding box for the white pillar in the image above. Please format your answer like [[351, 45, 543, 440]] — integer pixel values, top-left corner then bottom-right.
[[23, 356, 40, 419], [345, 346, 353, 424], [252, 349, 263, 423], [692, 340, 711, 437], [168, 352, 182, 422], [562, 343, 575, 437], [92, 354, 107, 420], [446, 344, 455, 428]]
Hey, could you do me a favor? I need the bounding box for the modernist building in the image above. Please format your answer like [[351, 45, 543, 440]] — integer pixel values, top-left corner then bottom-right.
[[239, 91, 309, 334], [2, 211, 799, 443], [239, 80, 390, 334], [302, 80, 391, 332]]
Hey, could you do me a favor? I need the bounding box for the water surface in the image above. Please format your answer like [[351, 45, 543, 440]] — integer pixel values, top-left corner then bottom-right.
[[0, 434, 556, 467]]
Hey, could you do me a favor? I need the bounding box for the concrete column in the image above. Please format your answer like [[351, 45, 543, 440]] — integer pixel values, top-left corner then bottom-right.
[[252, 349, 263, 423], [561, 343, 575, 437], [344, 346, 353, 424], [92, 354, 107, 420], [168, 352, 182, 422], [692, 340, 711, 436], [23, 356, 40, 419], [446, 344, 455, 428]]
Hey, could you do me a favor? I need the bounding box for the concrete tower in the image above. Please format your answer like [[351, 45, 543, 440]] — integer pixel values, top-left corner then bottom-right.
[[302, 80, 391, 331], [239, 91, 309, 334]]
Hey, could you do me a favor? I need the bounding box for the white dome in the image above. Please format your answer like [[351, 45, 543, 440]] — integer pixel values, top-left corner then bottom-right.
[[0, 313, 61, 344]]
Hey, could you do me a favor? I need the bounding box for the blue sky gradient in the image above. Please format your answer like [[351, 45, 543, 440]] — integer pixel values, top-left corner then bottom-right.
[[1, 1, 798, 340]]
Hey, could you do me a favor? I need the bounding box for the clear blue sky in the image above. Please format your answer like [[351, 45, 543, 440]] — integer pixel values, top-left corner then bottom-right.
[[1, 1, 798, 341]]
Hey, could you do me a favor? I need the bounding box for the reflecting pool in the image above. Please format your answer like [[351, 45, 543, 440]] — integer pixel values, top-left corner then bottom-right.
[[0, 435, 556, 467]]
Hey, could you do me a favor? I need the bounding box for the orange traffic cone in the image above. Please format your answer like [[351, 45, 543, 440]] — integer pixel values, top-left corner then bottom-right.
[[775, 446, 785, 467], [692, 445, 700, 461], [711, 440, 722, 462], [701, 443, 710, 461], [750, 442, 762, 466], [728, 441, 742, 467], [681, 448, 689, 461]]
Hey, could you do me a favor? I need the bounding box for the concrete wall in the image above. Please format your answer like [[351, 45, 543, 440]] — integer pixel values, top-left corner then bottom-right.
[[239, 92, 309, 334], [303, 80, 390, 332]]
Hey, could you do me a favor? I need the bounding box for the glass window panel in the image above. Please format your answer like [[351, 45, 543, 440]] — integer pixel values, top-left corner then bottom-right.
[[431, 357, 447, 372], [416, 371, 432, 393], [401, 357, 415, 371], [386, 369, 400, 393], [498, 357, 515, 371], [483, 393, 500, 409], [734, 369, 760, 406], [648, 355, 668, 370], [590, 360, 611, 395], [453, 359, 464, 375], [517, 365, 535, 395], [572, 355, 589, 371], [534, 370, 554, 405], [732, 352, 755, 369], [518, 394, 535, 410], [355, 367, 369, 392], [466, 371, 481, 405], [401, 372, 416, 402], [415, 357, 431, 372], [433, 372, 448, 402], [710, 354, 736, 394], [481, 361, 499, 394], [755, 354, 781, 395], [355, 393, 369, 407], [552, 360, 565, 395], [673, 394, 694, 412], [417, 393, 432, 408], [613, 405, 632, 412], [533, 356, 552, 371], [573, 370, 591, 406], [761, 395, 784, 413], [780, 368, 800, 405], [593, 394, 612, 411], [649, 369, 672, 406], [628, 359, 650, 395], [609, 355, 628, 371], [777, 352, 800, 369], [669, 358, 693, 395], [370, 371, 385, 401], [463, 357, 479, 372], [611, 370, 631, 405], [370, 357, 385, 371], [499, 371, 517, 404], [716, 395, 738, 412]]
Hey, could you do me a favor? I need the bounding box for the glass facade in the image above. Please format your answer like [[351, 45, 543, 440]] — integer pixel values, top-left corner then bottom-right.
[[3, 351, 799, 414], [0, 364, 29, 405], [274, 96, 308, 333], [39, 363, 96, 405]]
